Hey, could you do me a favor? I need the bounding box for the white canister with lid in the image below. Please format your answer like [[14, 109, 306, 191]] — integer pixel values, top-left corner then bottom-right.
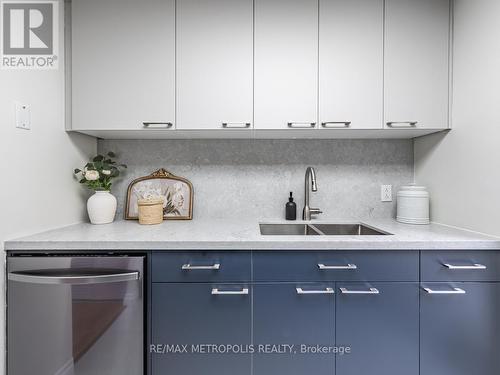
[[396, 184, 430, 225]]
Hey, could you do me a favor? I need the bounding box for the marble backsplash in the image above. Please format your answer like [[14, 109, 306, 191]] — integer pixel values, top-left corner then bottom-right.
[[98, 139, 414, 221]]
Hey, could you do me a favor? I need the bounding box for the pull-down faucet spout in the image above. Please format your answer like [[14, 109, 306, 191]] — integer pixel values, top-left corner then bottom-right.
[[303, 167, 322, 221]]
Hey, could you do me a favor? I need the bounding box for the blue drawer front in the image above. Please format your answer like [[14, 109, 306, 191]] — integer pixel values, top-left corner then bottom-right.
[[421, 251, 500, 281], [152, 252, 251, 282], [253, 251, 419, 282]]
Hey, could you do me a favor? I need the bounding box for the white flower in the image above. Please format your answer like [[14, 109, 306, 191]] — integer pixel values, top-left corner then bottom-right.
[[172, 192, 184, 209], [84, 170, 100, 181], [145, 192, 161, 200], [102, 170, 112, 176], [134, 183, 163, 200]]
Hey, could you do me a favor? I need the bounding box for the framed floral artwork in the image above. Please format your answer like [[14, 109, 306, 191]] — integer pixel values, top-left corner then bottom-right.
[[125, 168, 193, 220]]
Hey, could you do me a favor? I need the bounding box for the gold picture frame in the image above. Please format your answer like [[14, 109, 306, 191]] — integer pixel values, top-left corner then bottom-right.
[[125, 168, 193, 220]]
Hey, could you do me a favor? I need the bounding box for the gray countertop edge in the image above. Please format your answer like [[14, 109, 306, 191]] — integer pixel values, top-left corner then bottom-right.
[[6, 240, 500, 252]]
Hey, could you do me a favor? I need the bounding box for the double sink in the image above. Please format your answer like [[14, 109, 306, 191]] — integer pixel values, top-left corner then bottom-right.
[[260, 223, 391, 236], [260, 167, 392, 237]]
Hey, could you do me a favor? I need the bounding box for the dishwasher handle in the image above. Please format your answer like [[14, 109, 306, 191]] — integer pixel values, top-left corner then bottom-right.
[[8, 269, 140, 285]]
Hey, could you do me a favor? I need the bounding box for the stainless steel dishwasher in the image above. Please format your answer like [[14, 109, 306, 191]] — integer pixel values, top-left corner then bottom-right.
[[7, 255, 145, 375]]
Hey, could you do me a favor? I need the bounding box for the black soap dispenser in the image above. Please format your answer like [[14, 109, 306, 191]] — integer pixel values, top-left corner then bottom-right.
[[285, 192, 297, 220]]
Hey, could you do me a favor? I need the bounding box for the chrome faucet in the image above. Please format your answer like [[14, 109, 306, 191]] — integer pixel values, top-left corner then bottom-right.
[[303, 167, 323, 220]]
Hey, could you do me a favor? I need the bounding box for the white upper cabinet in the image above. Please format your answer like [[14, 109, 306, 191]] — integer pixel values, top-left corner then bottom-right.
[[254, 0, 318, 130], [69, 0, 452, 139], [71, 0, 175, 131], [176, 0, 253, 130], [384, 0, 450, 129], [319, 0, 384, 130]]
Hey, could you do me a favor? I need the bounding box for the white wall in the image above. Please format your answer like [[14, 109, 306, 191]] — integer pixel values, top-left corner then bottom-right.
[[0, 0, 97, 372], [415, 0, 500, 236]]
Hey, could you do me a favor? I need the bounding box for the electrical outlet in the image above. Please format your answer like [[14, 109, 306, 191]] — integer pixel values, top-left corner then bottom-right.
[[381, 185, 392, 202], [15, 102, 31, 130]]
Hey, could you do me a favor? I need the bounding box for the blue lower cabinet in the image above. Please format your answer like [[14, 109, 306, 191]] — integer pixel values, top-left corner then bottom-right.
[[149, 250, 500, 375], [336, 283, 419, 375], [151, 283, 251, 375], [420, 282, 500, 375], [253, 283, 336, 375]]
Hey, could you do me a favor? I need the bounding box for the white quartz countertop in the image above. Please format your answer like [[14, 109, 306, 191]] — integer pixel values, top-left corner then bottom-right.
[[5, 218, 500, 251]]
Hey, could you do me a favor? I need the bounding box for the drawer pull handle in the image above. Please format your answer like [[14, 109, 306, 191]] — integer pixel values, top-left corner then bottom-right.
[[142, 122, 173, 129], [443, 263, 487, 270], [8, 270, 139, 285], [340, 287, 379, 295], [296, 287, 334, 295], [423, 287, 466, 295], [321, 121, 351, 128], [222, 122, 251, 128], [287, 122, 316, 129], [211, 288, 248, 295], [182, 263, 221, 270], [386, 121, 418, 128], [318, 263, 357, 270]]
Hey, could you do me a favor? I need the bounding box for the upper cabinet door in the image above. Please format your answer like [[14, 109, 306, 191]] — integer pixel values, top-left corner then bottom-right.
[[384, 0, 450, 130], [176, 0, 253, 130], [71, 0, 175, 130], [254, 0, 318, 130], [319, 0, 384, 130]]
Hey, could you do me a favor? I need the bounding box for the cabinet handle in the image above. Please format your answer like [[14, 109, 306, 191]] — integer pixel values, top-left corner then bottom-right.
[[222, 122, 251, 129], [340, 287, 379, 295], [142, 122, 173, 129], [8, 270, 139, 285], [443, 263, 487, 270], [181, 263, 221, 270], [287, 122, 316, 129], [386, 121, 418, 128], [321, 122, 351, 128], [296, 287, 334, 295], [318, 263, 357, 270], [211, 288, 248, 295], [423, 287, 466, 295]]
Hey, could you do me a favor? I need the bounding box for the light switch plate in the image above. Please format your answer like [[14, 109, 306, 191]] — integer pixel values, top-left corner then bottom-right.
[[381, 185, 392, 202], [15, 102, 31, 130]]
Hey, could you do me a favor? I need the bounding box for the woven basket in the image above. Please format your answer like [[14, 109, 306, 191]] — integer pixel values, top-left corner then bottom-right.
[[138, 198, 164, 225]]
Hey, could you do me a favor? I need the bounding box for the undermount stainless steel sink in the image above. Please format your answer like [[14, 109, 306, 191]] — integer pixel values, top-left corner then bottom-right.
[[312, 224, 390, 236], [259, 223, 391, 236], [259, 224, 321, 236]]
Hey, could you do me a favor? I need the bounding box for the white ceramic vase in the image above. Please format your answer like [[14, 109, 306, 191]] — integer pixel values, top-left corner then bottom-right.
[[87, 191, 117, 225]]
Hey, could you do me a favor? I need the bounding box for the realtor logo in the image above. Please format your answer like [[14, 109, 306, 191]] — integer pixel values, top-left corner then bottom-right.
[[1, 1, 59, 69]]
